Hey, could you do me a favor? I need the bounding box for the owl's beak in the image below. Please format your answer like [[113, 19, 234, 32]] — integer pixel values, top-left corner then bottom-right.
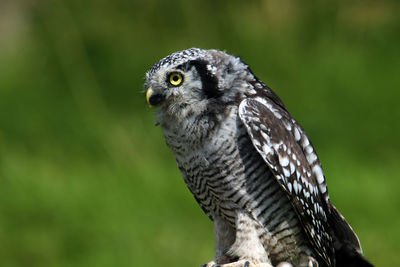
[[146, 87, 153, 105], [146, 87, 164, 106]]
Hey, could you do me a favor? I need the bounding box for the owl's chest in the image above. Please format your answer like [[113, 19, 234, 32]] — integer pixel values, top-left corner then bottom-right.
[[172, 117, 251, 200], [165, 108, 241, 171]]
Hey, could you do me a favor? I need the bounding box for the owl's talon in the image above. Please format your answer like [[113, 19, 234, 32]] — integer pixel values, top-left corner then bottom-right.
[[276, 262, 293, 267], [244, 261, 250, 267], [201, 260, 217, 267]]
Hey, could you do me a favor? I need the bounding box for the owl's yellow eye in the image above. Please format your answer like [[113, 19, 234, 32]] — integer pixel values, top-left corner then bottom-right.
[[168, 72, 183, 86]]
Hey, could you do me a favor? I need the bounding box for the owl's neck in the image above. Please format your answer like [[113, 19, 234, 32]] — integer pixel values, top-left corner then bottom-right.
[[160, 106, 238, 153], [160, 112, 215, 150]]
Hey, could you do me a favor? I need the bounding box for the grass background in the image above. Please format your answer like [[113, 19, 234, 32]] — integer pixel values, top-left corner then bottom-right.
[[0, 0, 399, 266]]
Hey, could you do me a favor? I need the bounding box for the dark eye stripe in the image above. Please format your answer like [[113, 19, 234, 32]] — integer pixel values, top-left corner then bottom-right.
[[185, 59, 221, 99]]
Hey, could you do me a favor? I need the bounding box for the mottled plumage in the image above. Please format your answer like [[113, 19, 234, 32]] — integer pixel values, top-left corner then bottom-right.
[[145, 48, 373, 267]]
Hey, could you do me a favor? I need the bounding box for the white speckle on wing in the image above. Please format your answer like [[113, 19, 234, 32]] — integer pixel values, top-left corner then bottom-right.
[[275, 112, 282, 119], [248, 88, 257, 94], [260, 124, 268, 131], [302, 178, 314, 194], [314, 203, 319, 213], [279, 155, 290, 167], [254, 97, 283, 119], [320, 184, 327, 194], [262, 144, 272, 155], [293, 180, 299, 194], [283, 167, 291, 177], [253, 139, 261, 147], [284, 121, 292, 131], [289, 162, 296, 175], [303, 189, 310, 198], [302, 137, 310, 147], [287, 182, 292, 193], [294, 127, 301, 141], [312, 165, 325, 184], [261, 131, 270, 142], [314, 186, 319, 195], [308, 184, 314, 194], [306, 152, 318, 164]]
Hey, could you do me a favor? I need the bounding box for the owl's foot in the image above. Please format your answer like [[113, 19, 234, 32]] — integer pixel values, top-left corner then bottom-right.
[[201, 260, 216, 267], [275, 263, 294, 267], [201, 259, 276, 267], [298, 255, 318, 267]]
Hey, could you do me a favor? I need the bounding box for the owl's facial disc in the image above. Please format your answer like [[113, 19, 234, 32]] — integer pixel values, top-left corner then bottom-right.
[[146, 61, 208, 109], [145, 70, 189, 107], [145, 49, 228, 113]]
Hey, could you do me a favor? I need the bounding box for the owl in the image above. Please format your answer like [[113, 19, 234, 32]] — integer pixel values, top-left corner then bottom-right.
[[144, 48, 373, 267]]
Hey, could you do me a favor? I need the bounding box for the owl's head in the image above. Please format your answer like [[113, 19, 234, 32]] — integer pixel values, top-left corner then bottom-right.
[[144, 48, 255, 122]]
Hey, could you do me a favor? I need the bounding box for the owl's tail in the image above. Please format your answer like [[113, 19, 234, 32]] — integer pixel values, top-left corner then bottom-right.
[[335, 246, 374, 267], [328, 204, 374, 267]]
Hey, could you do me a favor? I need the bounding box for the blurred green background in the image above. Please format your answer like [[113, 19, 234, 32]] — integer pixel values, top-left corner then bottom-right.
[[0, 0, 399, 266]]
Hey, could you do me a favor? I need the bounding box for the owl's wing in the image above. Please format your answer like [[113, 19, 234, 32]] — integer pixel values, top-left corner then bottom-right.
[[238, 96, 334, 266]]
